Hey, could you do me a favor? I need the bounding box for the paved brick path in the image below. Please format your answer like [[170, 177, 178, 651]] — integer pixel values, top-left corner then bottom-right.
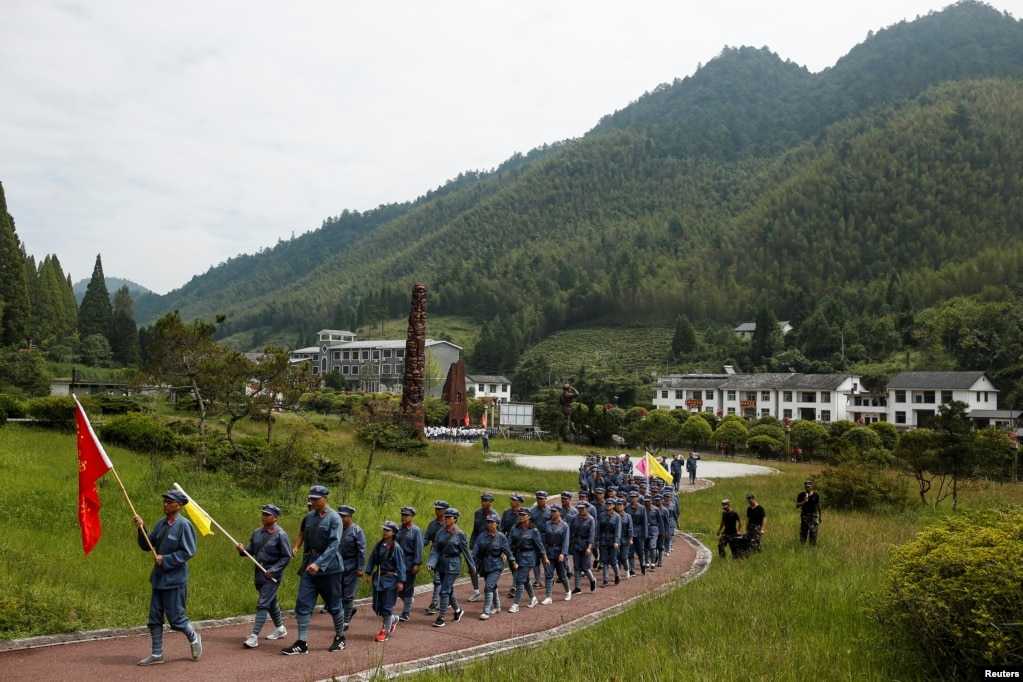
[[0, 532, 710, 681]]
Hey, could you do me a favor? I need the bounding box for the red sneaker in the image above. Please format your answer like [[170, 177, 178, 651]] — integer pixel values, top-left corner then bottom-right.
[[375, 629, 388, 642]]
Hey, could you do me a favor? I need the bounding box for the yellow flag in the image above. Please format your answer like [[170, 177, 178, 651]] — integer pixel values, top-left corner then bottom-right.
[[173, 483, 215, 536], [645, 452, 673, 484]]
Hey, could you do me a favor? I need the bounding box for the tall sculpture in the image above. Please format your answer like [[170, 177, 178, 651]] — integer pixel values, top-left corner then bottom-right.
[[441, 360, 468, 428], [400, 284, 427, 436]]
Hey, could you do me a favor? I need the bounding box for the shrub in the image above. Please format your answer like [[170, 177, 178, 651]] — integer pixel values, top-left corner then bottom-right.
[[870, 509, 1023, 677], [100, 412, 182, 454], [26, 396, 76, 431], [0, 394, 27, 419], [816, 459, 906, 511]]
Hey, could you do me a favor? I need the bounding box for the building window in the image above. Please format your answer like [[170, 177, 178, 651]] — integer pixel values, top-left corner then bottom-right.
[[332, 366, 341, 373], [727, 407, 736, 415], [760, 408, 770, 417], [941, 390, 953, 403], [745, 392, 757, 401], [661, 390, 668, 399], [502, 385, 509, 392], [976, 391, 989, 402], [489, 384, 497, 393], [373, 350, 380, 360], [380, 364, 389, 375], [821, 410, 831, 422], [800, 392, 815, 403], [675, 390, 683, 400], [895, 390, 906, 403], [923, 391, 935, 403], [783, 391, 792, 402], [478, 384, 485, 392], [727, 390, 736, 401], [821, 391, 830, 403], [761, 391, 770, 402], [397, 349, 405, 358], [333, 351, 341, 360], [384, 349, 392, 358], [783, 409, 792, 419], [361, 351, 369, 360], [895, 411, 906, 424], [341, 365, 349, 375], [342, 351, 350, 360], [705, 391, 714, 400]]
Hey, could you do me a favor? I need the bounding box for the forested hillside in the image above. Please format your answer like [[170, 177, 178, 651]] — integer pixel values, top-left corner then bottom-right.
[[4, 2, 1023, 404]]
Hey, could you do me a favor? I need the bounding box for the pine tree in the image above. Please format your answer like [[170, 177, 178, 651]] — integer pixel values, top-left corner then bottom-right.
[[110, 285, 140, 366], [0, 182, 32, 347], [78, 255, 114, 342], [671, 313, 698, 357]]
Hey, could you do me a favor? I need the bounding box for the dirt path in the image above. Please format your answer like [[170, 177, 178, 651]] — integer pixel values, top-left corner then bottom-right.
[[0, 532, 710, 681]]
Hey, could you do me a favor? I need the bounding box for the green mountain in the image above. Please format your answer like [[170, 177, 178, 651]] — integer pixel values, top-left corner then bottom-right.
[[132, 2, 1023, 369]]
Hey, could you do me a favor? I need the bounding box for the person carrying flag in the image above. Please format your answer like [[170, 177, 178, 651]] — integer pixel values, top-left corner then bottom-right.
[[134, 490, 202, 666], [237, 504, 291, 648]]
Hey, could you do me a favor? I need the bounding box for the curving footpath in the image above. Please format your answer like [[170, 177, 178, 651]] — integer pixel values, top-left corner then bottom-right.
[[1, 478, 718, 681]]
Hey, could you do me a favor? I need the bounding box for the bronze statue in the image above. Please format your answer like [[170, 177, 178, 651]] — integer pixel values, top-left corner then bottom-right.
[[560, 383, 579, 422], [400, 284, 427, 436]]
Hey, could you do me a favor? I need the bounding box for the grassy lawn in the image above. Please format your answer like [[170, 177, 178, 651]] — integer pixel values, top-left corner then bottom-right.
[[2, 417, 1020, 680]]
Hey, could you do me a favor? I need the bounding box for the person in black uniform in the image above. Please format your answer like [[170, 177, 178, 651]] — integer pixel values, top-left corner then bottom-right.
[[745, 493, 767, 552], [716, 499, 742, 558], [796, 481, 822, 545]]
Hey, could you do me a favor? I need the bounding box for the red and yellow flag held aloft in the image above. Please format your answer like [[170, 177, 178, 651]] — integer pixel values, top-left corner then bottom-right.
[[75, 397, 113, 555]]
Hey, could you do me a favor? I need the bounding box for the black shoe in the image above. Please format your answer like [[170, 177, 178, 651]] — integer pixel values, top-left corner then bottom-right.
[[589, 578, 596, 592], [433, 617, 445, 627], [572, 587, 582, 595], [600, 581, 609, 588], [453, 609, 464, 622], [614, 575, 620, 584], [281, 641, 308, 656], [328, 636, 346, 652], [398, 613, 410, 622]]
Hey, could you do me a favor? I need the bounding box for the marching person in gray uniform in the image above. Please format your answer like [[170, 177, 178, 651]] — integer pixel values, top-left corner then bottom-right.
[[337, 504, 366, 632], [570, 502, 597, 593], [426, 508, 476, 627], [468, 493, 495, 602], [508, 508, 548, 611], [365, 520, 406, 642], [643, 496, 660, 572], [134, 490, 202, 666], [238, 503, 291, 648], [472, 511, 515, 619], [528, 491, 551, 588], [396, 506, 424, 621], [652, 495, 670, 567], [424, 500, 449, 614], [542, 504, 572, 603], [599, 498, 622, 586], [282, 485, 346, 655], [626, 492, 648, 576], [615, 498, 632, 575]]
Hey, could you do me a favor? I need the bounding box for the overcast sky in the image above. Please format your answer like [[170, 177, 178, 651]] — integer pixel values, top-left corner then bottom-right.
[[2, 1, 1018, 295]]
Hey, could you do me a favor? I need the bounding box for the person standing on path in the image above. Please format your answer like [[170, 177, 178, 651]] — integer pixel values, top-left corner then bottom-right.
[[282, 485, 346, 655], [796, 481, 822, 545], [467, 493, 495, 603], [472, 511, 515, 619], [670, 454, 683, 491], [237, 503, 291, 648], [507, 508, 548, 611], [365, 521, 406, 642], [570, 502, 597, 593], [686, 451, 701, 485], [396, 506, 424, 622], [423, 500, 449, 614], [337, 505, 366, 631], [716, 499, 743, 558], [745, 493, 767, 552], [134, 490, 202, 666], [598, 498, 622, 586], [426, 508, 476, 627], [542, 504, 572, 603]]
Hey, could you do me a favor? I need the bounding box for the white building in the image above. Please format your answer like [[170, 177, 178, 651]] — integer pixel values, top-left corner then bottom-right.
[[886, 371, 999, 429], [466, 374, 512, 401], [653, 372, 864, 423], [290, 329, 462, 395]]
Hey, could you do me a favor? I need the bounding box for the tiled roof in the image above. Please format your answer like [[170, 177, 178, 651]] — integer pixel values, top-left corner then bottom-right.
[[887, 371, 988, 390]]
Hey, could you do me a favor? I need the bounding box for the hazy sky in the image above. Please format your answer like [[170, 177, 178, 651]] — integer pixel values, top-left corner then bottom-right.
[[2, 1, 1018, 294]]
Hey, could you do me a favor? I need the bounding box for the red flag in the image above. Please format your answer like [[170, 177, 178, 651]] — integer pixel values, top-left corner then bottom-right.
[[76, 397, 113, 555], [464, 412, 470, 426], [481, 412, 487, 427]]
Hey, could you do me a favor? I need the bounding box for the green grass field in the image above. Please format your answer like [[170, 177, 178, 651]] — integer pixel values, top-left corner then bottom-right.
[[2, 418, 1020, 680]]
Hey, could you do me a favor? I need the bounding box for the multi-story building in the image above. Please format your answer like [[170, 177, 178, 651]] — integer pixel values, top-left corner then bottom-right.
[[654, 369, 1014, 430], [290, 329, 461, 395], [466, 374, 512, 401]]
